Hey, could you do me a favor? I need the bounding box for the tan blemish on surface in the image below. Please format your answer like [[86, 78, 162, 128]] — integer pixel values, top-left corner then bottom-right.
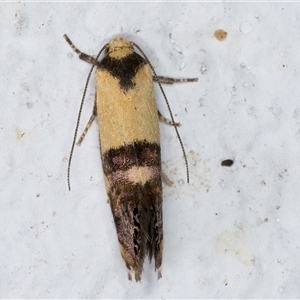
[[214, 29, 228, 41], [213, 228, 254, 266], [15, 127, 25, 140]]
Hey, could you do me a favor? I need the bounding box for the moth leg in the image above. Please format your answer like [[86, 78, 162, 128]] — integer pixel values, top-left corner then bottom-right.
[[158, 110, 180, 126], [153, 76, 198, 84], [76, 99, 97, 146], [155, 75, 197, 125], [63, 34, 99, 65], [162, 172, 173, 186]]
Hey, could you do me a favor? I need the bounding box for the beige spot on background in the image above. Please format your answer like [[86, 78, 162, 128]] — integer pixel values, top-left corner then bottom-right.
[[15, 127, 25, 140], [213, 228, 254, 266], [214, 29, 228, 41]]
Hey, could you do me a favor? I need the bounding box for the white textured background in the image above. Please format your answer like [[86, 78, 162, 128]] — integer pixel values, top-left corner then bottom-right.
[[1, 2, 300, 298]]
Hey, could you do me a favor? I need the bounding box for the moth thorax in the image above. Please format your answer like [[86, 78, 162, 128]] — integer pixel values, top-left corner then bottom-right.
[[108, 38, 134, 59]]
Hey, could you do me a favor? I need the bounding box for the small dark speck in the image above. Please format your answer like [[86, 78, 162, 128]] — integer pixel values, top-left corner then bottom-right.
[[221, 159, 234, 167], [264, 218, 268, 222], [36, 193, 40, 197], [276, 206, 281, 210]]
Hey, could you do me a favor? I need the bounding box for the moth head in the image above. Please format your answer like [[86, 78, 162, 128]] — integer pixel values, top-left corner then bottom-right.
[[107, 38, 134, 59]]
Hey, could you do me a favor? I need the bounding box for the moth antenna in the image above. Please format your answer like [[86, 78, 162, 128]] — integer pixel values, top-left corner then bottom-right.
[[66, 36, 107, 191], [132, 42, 190, 183]]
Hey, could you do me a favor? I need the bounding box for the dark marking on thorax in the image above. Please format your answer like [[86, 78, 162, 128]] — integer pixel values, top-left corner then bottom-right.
[[99, 52, 147, 91]]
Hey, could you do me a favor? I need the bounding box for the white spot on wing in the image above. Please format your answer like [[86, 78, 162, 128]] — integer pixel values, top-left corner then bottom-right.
[[113, 166, 160, 185]]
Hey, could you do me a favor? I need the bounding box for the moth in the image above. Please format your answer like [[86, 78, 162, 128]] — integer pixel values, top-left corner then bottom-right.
[[64, 34, 198, 281]]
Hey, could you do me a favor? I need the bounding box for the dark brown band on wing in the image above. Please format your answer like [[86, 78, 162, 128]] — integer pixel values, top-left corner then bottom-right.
[[102, 141, 161, 175]]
